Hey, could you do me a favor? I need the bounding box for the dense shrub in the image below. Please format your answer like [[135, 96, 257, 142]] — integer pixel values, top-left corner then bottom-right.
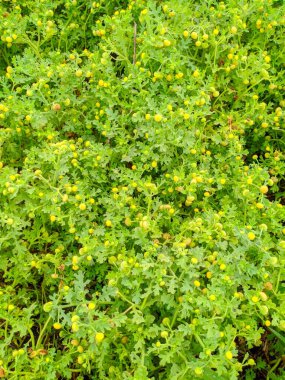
[[0, 0, 284, 379]]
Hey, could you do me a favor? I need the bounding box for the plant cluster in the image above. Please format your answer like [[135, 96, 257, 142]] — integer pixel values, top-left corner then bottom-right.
[[0, 0, 284, 379]]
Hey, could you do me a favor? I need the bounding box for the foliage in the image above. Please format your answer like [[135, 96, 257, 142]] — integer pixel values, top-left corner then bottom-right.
[[0, 0, 284, 379]]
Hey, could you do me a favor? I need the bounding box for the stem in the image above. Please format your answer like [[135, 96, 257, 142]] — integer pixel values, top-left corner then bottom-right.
[[140, 292, 150, 310], [123, 306, 133, 315], [176, 350, 188, 363], [178, 366, 189, 380], [146, 195, 152, 218], [275, 268, 281, 293], [194, 333, 205, 349], [28, 328, 36, 350], [117, 291, 136, 307], [35, 315, 52, 349], [4, 323, 8, 341], [170, 307, 179, 328], [133, 22, 137, 65], [266, 358, 281, 380], [23, 36, 41, 59]]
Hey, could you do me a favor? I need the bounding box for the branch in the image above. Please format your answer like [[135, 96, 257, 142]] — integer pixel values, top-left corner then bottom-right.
[[133, 22, 137, 65]]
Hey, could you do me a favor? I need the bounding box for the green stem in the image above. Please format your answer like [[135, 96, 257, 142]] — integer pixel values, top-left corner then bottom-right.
[[194, 333, 205, 349], [117, 291, 137, 307], [275, 268, 281, 293], [4, 320, 8, 340], [266, 358, 281, 380], [176, 350, 188, 364], [23, 36, 41, 59], [140, 292, 150, 310], [28, 328, 36, 350], [170, 307, 180, 328], [35, 315, 52, 349]]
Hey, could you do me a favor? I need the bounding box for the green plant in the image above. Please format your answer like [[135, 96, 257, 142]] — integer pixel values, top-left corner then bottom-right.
[[0, 0, 284, 379]]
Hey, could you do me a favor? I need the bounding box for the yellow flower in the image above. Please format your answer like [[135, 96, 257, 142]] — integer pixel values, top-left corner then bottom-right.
[[247, 232, 255, 240], [160, 331, 168, 339], [72, 322, 79, 332], [79, 203, 86, 211], [194, 367, 203, 375], [154, 114, 163, 122], [95, 332, 105, 343], [225, 351, 233, 360], [260, 185, 268, 194], [163, 39, 171, 47], [53, 322, 62, 330], [193, 70, 200, 78], [88, 302, 96, 310], [151, 161, 157, 168]]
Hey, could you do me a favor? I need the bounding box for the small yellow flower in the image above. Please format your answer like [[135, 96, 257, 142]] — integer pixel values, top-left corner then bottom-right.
[[163, 39, 171, 47], [225, 351, 233, 360], [264, 55, 271, 63], [141, 8, 148, 15], [151, 161, 157, 168], [72, 322, 79, 332], [88, 302, 96, 310], [154, 114, 163, 122], [160, 331, 168, 339], [79, 203, 86, 211], [193, 70, 200, 78], [247, 232, 256, 241], [194, 367, 203, 375], [53, 322, 62, 330], [206, 271, 212, 279], [95, 332, 105, 343], [260, 185, 268, 194]]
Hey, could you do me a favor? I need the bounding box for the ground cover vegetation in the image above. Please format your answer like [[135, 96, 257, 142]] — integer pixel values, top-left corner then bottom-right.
[[0, 0, 284, 379]]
